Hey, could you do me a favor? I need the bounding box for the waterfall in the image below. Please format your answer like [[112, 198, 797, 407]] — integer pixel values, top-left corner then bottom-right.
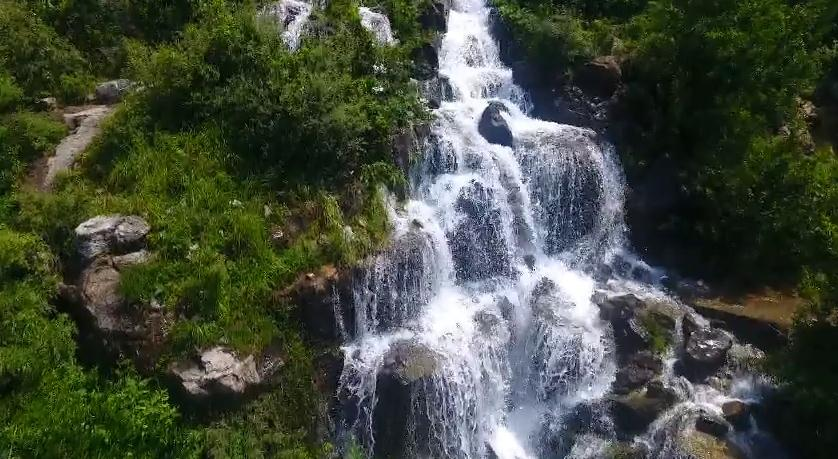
[[262, 0, 313, 51], [336, 0, 783, 457]]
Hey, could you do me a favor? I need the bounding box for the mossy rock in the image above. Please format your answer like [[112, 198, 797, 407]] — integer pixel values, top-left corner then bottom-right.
[[682, 432, 745, 459]]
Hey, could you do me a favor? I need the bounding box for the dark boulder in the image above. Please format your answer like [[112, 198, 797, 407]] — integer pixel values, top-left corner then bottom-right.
[[722, 400, 751, 431], [572, 56, 622, 99], [681, 326, 733, 380], [276, 265, 354, 343], [595, 294, 648, 361], [695, 412, 730, 438], [392, 121, 431, 179], [411, 43, 439, 80], [610, 381, 678, 438], [478, 101, 513, 147], [418, 0, 449, 32], [613, 350, 663, 394], [539, 401, 613, 457], [373, 340, 439, 458], [353, 229, 437, 333]]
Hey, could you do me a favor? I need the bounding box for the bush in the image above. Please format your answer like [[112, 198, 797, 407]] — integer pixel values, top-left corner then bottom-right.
[[126, 0, 421, 186], [0, 0, 92, 99], [0, 71, 22, 112]]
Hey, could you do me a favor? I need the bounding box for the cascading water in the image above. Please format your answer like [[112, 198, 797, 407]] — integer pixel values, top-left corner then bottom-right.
[[336, 0, 784, 457], [263, 0, 313, 51]]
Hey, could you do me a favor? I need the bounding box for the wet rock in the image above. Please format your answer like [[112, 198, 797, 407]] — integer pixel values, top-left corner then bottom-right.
[[392, 121, 431, 177], [610, 381, 678, 438], [168, 347, 274, 401], [540, 401, 613, 457], [419, 0, 449, 32], [474, 310, 502, 334], [373, 340, 439, 458], [411, 43, 439, 80], [613, 350, 663, 394], [721, 400, 751, 431], [353, 229, 437, 333], [418, 75, 454, 109], [573, 56, 622, 99], [276, 265, 352, 342], [681, 431, 745, 459], [449, 181, 512, 281], [75, 215, 151, 261], [681, 327, 733, 380], [695, 412, 730, 438], [595, 294, 648, 360], [77, 258, 132, 334], [478, 101, 513, 147]]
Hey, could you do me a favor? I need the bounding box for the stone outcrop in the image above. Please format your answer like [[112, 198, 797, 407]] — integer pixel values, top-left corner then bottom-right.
[[450, 180, 512, 281], [418, 75, 454, 109], [95, 79, 134, 104], [418, 0, 449, 32], [392, 122, 431, 177], [721, 400, 751, 430], [276, 265, 353, 342], [680, 431, 745, 459], [59, 215, 167, 370], [42, 106, 114, 189], [610, 381, 679, 438], [680, 323, 733, 381], [372, 340, 439, 458], [74, 215, 151, 261], [572, 56, 622, 99], [411, 43, 439, 80], [695, 412, 730, 438], [613, 350, 663, 394], [168, 346, 282, 402], [478, 101, 513, 147], [594, 292, 677, 363]]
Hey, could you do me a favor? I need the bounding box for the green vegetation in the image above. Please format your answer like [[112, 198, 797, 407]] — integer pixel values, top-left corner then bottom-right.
[[0, 0, 423, 456]]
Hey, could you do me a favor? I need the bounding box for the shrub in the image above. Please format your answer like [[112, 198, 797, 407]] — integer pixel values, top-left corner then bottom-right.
[[0, 71, 22, 112], [0, 0, 92, 99]]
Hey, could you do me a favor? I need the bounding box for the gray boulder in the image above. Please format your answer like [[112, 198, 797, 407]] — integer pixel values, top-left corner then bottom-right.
[[478, 101, 513, 147], [169, 347, 274, 401], [95, 79, 133, 104], [60, 215, 164, 369], [75, 215, 150, 261]]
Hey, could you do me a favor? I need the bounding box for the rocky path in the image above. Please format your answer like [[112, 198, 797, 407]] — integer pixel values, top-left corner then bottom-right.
[[40, 105, 114, 190]]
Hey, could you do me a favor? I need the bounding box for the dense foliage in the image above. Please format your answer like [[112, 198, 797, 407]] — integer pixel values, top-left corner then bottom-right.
[[0, 0, 422, 456]]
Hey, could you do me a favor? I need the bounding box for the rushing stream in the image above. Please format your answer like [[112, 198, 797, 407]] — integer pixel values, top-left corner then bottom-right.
[[326, 0, 786, 457]]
